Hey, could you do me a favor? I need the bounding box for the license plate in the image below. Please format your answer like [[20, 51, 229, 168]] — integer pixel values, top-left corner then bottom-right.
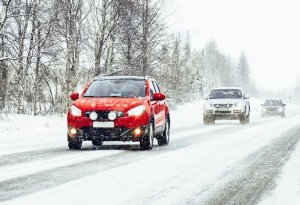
[[93, 121, 114, 128], [218, 108, 229, 111]]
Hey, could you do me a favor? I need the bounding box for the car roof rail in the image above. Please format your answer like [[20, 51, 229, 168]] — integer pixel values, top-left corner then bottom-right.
[[94, 69, 126, 79]]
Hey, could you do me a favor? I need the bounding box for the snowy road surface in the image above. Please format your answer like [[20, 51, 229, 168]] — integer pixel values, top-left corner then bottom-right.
[[0, 100, 300, 205]]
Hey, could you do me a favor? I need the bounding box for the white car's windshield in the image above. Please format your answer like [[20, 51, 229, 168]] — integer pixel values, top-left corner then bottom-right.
[[209, 89, 242, 99], [264, 100, 282, 106]]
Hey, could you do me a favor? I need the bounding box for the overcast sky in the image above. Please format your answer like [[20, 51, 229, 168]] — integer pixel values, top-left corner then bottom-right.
[[168, 0, 300, 91]]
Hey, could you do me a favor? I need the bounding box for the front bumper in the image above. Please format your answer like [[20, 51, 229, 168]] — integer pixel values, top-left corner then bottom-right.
[[262, 110, 283, 116], [204, 109, 243, 120], [68, 125, 149, 142]]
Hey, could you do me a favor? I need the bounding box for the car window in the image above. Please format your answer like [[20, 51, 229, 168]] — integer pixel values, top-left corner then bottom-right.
[[84, 79, 146, 98], [152, 81, 160, 93], [264, 100, 281, 106], [149, 81, 156, 100], [209, 89, 242, 99]]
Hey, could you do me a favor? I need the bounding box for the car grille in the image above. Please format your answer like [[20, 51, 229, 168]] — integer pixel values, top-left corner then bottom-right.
[[215, 111, 231, 114], [85, 111, 124, 120], [266, 108, 277, 112], [82, 127, 128, 137], [213, 104, 233, 108]]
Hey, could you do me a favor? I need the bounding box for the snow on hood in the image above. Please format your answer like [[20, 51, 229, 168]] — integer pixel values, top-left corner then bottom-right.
[[73, 97, 147, 112]]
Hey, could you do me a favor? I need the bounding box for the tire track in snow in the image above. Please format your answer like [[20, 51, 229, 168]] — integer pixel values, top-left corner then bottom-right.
[[0, 123, 250, 202], [186, 126, 300, 205], [0, 113, 299, 203]]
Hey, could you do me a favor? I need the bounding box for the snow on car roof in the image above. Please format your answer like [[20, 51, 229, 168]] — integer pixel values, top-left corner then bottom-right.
[[93, 76, 154, 81], [212, 87, 243, 91]]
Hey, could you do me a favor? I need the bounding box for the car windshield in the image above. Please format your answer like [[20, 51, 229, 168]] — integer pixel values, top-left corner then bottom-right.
[[84, 79, 146, 98], [209, 89, 242, 99], [264, 100, 281, 106]]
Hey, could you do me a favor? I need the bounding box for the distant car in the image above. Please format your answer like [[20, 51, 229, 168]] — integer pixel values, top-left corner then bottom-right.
[[67, 76, 170, 150], [261, 99, 286, 117], [203, 87, 250, 124]]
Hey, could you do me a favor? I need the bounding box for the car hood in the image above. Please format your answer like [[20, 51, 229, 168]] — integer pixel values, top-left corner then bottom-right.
[[206, 99, 243, 104], [73, 97, 147, 112]]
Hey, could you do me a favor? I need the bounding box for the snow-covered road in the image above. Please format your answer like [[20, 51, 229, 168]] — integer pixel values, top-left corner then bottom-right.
[[1, 100, 300, 205]]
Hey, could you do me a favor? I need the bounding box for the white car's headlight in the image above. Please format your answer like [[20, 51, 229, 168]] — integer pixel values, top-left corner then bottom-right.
[[128, 105, 146, 117], [278, 107, 283, 112], [204, 103, 213, 109], [70, 105, 82, 117]]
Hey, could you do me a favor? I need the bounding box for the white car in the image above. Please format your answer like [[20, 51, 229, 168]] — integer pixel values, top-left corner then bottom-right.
[[203, 87, 250, 124]]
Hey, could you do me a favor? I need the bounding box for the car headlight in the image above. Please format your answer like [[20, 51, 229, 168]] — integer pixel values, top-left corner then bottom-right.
[[128, 105, 146, 116], [262, 107, 266, 112], [70, 105, 82, 117], [278, 107, 283, 112], [204, 103, 213, 109]]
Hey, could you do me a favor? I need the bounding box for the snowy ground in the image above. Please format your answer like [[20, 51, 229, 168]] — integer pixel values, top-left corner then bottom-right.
[[0, 98, 300, 204]]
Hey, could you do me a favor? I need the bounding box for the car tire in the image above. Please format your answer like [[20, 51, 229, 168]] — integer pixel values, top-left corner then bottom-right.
[[92, 139, 103, 146], [157, 117, 170, 146], [203, 116, 210, 125], [246, 114, 250, 123], [68, 139, 82, 150], [240, 112, 246, 124], [140, 121, 154, 150]]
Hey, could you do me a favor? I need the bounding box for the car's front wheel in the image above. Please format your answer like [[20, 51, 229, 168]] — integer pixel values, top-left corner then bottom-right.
[[203, 115, 212, 125], [240, 112, 247, 124], [157, 117, 170, 146], [68, 138, 82, 150], [140, 121, 154, 150]]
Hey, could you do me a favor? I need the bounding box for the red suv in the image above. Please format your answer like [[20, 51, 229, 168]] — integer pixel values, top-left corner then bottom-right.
[[67, 76, 170, 150]]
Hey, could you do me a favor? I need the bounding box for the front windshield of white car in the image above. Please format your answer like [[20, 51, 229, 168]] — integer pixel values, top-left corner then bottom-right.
[[264, 100, 281, 106], [209, 89, 242, 99]]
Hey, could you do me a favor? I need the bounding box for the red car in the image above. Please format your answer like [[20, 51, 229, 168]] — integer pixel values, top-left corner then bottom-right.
[[67, 76, 170, 150]]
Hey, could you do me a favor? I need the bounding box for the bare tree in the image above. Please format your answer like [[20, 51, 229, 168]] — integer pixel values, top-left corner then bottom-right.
[[0, 0, 12, 32]]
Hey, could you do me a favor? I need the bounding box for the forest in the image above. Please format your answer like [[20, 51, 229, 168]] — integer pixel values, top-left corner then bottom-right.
[[0, 0, 252, 115]]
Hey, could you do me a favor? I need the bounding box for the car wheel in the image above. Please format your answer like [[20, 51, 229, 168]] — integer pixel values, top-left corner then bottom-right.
[[158, 117, 170, 146], [246, 114, 250, 123], [240, 112, 246, 124], [92, 139, 103, 146], [203, 116, 210, 125], [68, 139, 82, 150], [140, 121, 154, 150]]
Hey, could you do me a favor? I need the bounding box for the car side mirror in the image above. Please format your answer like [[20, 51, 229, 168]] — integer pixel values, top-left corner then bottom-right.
[[153, 93, 166, 101], [70, 92, 79, 101], [283, 103, 286, 106], [244, 95, 250, 99]]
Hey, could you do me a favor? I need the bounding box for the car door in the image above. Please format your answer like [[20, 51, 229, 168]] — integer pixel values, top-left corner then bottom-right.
[[152, 81, 166, 127]]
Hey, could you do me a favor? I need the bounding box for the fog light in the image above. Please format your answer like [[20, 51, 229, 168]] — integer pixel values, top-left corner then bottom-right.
[[89, 111, 98, 120], [70, 128, 77, 135], [108, 111, 117, 120], [133, 127, 143, 137]]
